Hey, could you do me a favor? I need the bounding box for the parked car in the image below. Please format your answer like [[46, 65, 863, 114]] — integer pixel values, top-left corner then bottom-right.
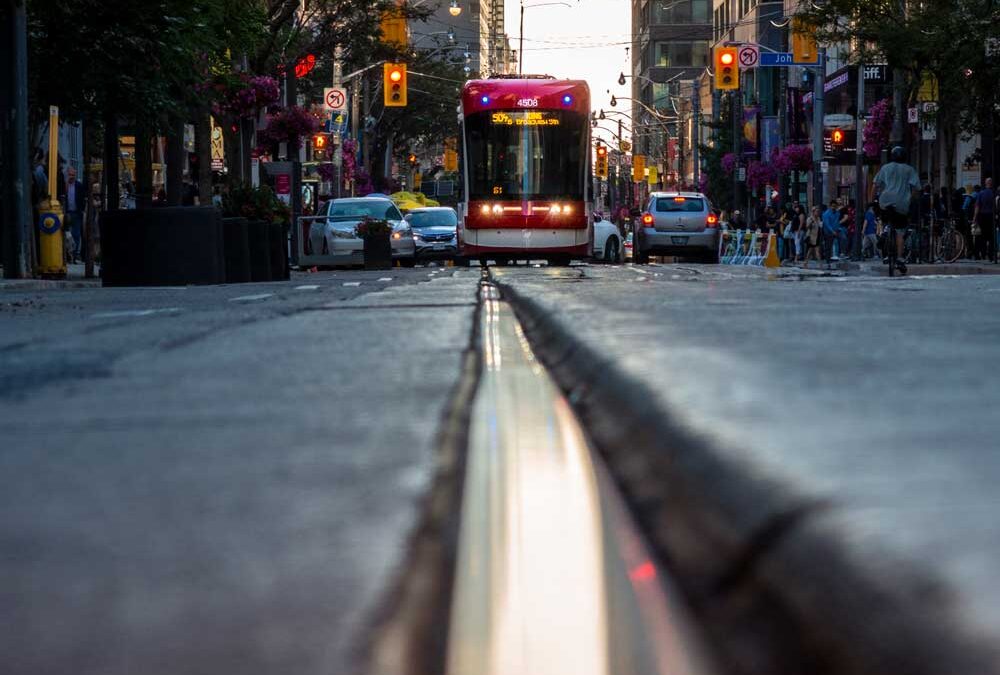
[[311, 197, 416, 266], [591, 214, 623, 263], [633, 191, 720, 264], [405, 207, 459, 262]]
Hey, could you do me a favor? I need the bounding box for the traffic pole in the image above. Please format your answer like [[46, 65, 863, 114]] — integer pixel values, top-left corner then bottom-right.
[[811, 48, 826, 209], [2, 0, 32, 278], [853, 63, 866, 260]]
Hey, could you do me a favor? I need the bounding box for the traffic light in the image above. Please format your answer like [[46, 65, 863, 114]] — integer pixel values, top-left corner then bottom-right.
[[313, 134, 328, 150], [792, 17, 818, 64], [384, 63, 407, 107], [714, 47, 739, 91], [595, 144, 608, 179], [831, 128, 844, 146], [408, 153, 417, 165]]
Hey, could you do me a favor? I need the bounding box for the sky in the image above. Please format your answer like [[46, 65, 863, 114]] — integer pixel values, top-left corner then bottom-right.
[[505, 0, 633, 148]]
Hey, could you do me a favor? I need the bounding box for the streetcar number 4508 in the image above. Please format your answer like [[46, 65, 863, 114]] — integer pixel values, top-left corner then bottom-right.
[[517, 98, 539, 108]]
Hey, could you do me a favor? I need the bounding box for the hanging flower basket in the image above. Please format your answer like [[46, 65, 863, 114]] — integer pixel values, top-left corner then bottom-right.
[[863, 97, 893, 159], [772, 144, 813, 173], [258, 106, 322, 150]]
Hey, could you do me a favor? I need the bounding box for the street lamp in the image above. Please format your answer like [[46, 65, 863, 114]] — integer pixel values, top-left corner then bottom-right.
[[519, 1, 573, 74]]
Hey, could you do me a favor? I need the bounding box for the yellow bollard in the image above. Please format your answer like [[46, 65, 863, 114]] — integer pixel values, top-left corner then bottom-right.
[[37, 105, 66, 278], [37, 199, 66, 277], [764, 232, 781, 268]]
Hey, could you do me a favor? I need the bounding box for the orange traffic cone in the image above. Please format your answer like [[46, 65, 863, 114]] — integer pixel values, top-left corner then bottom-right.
[[764, 233, 781, 268]]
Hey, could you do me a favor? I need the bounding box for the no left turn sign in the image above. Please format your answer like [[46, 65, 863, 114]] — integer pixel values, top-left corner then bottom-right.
[[324, 87, 347, 112], [738, 44, 759, 70]]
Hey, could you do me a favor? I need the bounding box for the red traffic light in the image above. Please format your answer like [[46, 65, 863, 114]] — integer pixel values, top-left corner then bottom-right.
[[596, 145, 607, 157], [389, 68, 403, 82], [720, 51, 735, 66]]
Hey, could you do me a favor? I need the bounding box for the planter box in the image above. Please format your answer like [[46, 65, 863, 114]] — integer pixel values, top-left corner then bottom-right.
[[269, 222, 289, 281], [102, 207, 224, 287], [363, 234, 392, 270], [246, 219, 272, 282], [222, 217, 251, 284]]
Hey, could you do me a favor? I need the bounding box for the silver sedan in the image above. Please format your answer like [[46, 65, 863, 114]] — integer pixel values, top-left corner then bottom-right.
[[310, 197, 416, 266]]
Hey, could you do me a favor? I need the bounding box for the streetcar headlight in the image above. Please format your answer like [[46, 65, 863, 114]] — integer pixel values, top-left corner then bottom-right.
[[550, 204, 562, 214], [480, 204, 490, 215], [561, 204, 571, 214], [492, 203, 503, 214]]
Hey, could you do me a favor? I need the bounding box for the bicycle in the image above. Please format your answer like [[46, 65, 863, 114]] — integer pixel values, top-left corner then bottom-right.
[[881, 205, 906, 276], [934, 217, 965, 263]]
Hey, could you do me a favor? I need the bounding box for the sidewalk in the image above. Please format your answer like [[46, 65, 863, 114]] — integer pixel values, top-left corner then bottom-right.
[[0, 263, 102, 290]]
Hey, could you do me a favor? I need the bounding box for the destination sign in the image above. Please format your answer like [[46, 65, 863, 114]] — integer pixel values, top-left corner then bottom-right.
[[491, 111, 561, 127]]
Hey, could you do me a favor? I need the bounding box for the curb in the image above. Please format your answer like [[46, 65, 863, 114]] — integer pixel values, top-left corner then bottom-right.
[[0, 279, 101, 290], [495, 277, 999, 675]]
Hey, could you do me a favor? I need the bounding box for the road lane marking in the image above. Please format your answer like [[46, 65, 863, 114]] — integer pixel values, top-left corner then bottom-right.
[[90, 308, 181, 319], [294, 285, 321, 291], [228, 293, 274, 303], [378, 277, 393, 282], [343, 282, 362, 287]]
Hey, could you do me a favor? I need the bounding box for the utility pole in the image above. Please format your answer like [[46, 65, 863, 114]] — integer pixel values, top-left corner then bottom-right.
[[2, 0, 32, 278], [692, 78, 701, 189], [812, 47, 826, 208], [351, 77, 360, 196], [333, 45, 343, 199], [853, 63, 866, 259], [732, 88, 742, 215]]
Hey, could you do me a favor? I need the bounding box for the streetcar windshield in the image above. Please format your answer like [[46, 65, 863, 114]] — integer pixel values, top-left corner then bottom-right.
[[465, 109, 587, 200]]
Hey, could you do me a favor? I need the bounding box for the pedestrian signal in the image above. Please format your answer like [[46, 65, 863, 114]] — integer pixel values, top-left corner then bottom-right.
[[384, 63, 407, 107], [595, 144, 608, 178], [313, 134, 328, 149], [408, 153, 417, 164], [714, 47, 739, 90], [831, 128, 844, 145]]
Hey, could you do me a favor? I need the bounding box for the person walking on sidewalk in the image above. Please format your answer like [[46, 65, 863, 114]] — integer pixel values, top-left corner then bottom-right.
[[803, 206, 823, 268], [64, 167, 87, 263], [862, 202, 879, 260], [872, 146, 920, 275], [973, 177, 995, 262], [822, 200, 846, 262]]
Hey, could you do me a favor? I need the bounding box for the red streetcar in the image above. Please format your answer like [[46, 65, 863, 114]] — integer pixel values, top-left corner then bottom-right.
[[458, 77, 592, 265]]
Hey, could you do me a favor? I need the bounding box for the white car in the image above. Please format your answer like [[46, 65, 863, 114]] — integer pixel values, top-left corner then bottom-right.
[[310, 197, 416, 267], [591, 214, 623, 263]]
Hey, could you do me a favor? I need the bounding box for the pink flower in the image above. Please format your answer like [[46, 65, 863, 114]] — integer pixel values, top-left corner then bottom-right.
[[721, 153, 737, 175]]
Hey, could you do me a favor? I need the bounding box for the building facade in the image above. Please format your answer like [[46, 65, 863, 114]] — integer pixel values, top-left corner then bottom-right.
[[630, 0, 712, 187]]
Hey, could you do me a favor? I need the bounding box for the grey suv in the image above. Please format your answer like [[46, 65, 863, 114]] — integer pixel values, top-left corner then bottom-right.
[[634, 191, 720, 264]]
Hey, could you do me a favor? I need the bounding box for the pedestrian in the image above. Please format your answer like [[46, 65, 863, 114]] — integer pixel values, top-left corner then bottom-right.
[[839, 199, 854, 259], [731, 210, 747, 229], [972, 177, 995, 262], [803, 206, 823, 268], [822, 200, 846, 262], [862, 202, 879, 260], [793, 203, 807, 262], [64, 166, 87, 263], [211, 185, 223, 208]]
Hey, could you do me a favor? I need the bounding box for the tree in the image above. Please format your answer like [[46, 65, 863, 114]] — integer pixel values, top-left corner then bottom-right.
[[699, 100, 735, 211]]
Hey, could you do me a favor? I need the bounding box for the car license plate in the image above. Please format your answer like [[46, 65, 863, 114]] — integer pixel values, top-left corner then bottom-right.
[[671, 236, 689, 244], [432, 244, 447, 251]]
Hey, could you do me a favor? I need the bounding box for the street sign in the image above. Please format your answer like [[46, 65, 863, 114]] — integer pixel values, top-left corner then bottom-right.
[[324, 87, 347, 112], [619, 140, 631, 153], [737, 167, 746, 182], [908, 107, 919, 123], [760, 52, 794, 67], [738, 44, 759, 70], [820, 161, 829, 173]]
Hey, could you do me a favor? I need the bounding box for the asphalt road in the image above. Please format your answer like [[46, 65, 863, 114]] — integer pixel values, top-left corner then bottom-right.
[[0, 267, 481, 675], [3, 261, 1000, 673]]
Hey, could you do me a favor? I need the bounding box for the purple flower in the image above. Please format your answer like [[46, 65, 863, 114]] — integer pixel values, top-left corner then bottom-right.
[[721, 152, 737, 175]]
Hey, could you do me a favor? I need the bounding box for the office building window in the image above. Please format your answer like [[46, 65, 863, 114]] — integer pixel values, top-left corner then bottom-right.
[[651, 0, 709, 24], [654, 41, 709, 68]]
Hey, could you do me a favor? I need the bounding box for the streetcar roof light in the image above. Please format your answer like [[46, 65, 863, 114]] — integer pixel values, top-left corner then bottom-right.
[[562, 94, 573, 105], [481, 95, 490, 104]]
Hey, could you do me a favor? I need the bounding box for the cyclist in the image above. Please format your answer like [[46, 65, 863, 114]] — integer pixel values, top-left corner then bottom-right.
[[872, 146, 920, 274]]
